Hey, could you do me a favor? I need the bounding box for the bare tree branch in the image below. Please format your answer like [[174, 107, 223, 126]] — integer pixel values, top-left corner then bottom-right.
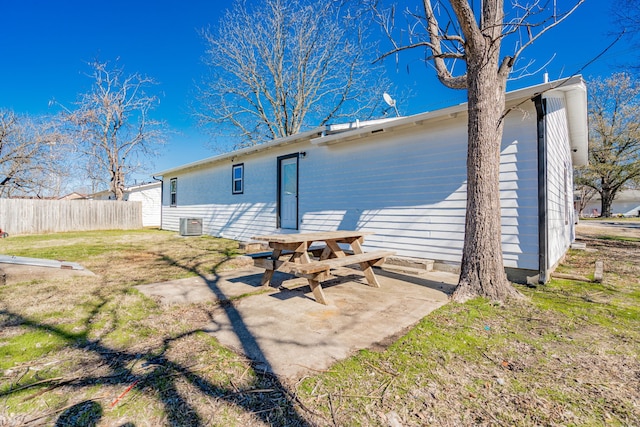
[[195, 0, 389, 148], [510, 0, 586, 63], [370, 0, 584, 302], [0, 111, 72, 198], [57, 60, 166, 200]]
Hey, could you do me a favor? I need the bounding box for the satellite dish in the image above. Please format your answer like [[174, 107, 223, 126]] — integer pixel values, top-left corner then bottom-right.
[[383, 92, 399, 117], [383, 92, 395, 107]]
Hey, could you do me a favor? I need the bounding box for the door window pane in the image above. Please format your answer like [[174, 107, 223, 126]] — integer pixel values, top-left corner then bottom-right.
[[283, 163, 296, 195]]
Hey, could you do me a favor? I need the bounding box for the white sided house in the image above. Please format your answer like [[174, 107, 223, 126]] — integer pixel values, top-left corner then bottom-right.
[[155, 77, 588, 283], [90, 181, 161, 227], [582, 189, 640, 217]]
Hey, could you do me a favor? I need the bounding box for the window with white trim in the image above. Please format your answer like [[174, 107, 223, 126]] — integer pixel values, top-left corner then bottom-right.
[[232, 164, 244, 194], [170, 178, 177, 206]]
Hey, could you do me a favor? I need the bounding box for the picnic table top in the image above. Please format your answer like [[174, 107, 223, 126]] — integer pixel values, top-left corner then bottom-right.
[[252, 230, 373, 244]]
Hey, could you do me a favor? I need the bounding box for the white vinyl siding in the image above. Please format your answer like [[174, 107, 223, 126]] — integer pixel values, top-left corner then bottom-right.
[[127, 183, 161, 227], [544, 95, 575, 270], [161, 102, 541, 271], [296, 108, 538, 270]]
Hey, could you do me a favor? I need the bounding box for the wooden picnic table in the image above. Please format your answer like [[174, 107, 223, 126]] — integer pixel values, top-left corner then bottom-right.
[[251, 230, 395, 305]]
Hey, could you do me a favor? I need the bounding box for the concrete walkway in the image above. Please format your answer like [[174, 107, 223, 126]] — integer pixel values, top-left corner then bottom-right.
[[137, 266, 457, 379]]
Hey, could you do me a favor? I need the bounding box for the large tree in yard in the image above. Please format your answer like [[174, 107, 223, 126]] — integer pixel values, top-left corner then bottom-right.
[[197, 0, 388, 148], [575, 73, 640, 217], [59, 61, 165, 200], [373, 0, 583, 302]]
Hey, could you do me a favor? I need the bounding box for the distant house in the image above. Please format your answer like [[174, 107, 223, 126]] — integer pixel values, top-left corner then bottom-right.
[[58, 192, 88, 200], [90, 182, 161, 227], [153, 76, 588, 284], [583, 190, 640, 217]]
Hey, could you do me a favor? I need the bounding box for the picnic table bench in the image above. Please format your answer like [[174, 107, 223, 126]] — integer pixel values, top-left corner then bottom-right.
[[251, 231, 395, 304]]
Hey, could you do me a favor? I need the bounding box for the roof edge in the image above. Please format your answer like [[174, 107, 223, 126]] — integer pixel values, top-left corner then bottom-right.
[[154, 75, 587, 175], [153, 127, 325, 176]]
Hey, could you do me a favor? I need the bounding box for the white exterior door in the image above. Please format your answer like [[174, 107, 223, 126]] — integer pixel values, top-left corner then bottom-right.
[[279, 156, 298, 229]]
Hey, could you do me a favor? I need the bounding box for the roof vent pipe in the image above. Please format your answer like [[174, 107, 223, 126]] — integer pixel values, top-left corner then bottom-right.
[[544, 72, 549, 83]]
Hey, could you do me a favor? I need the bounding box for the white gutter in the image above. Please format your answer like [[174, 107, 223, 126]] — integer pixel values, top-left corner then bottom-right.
[[153, 127, 325, 176], [561, 83, 589, 166], [312, 75, 587, 147], [154, 75, 588, 175]]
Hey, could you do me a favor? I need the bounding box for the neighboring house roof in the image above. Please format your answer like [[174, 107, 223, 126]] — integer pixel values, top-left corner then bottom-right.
[[126, 181, 161, 192], [89, 181, 161, 199], [154, 76, 588, 176], [584, 189, 640, 202], [58, 192, 88, 200], [611, 189, 640, 202], [89, 189, 113, 199]]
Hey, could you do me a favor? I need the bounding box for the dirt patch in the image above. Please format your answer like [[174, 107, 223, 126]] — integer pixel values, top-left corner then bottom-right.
[[0, 262, 94, 286], [576, 219, 640, 240], [572, 220, 640, 286]]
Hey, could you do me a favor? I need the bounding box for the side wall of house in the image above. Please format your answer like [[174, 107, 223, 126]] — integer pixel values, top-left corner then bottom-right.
[[297, 105, 540, 270], [544, 95, 576, 271], [161, 103, 540, 271], [161, 144, 296, 239], [127, 184, 162, 227]]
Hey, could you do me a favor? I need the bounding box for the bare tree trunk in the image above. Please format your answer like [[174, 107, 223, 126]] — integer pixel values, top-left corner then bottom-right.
[[57, 61, 164, 200], [601, 188, 614, 217], [574, 184, 597, 218], [451, 33, 521, 303], [109, 168, 125, 201], [375, 0, 582, 302]]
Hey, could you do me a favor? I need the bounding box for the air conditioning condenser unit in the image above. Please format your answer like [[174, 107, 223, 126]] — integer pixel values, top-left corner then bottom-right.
[[179, 218, 203, 236]]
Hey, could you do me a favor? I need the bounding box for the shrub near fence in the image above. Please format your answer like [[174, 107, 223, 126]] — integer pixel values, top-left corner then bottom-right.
[[0, 199, 142, 235]]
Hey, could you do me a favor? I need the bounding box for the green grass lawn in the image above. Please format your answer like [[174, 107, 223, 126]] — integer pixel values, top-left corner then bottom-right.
[[1, 228, 638, 426]]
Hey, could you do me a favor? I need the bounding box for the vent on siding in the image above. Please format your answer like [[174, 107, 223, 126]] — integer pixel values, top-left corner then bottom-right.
[[179, 218, 203, 236]]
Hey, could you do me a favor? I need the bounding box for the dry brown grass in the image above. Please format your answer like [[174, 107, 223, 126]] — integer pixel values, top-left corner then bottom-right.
[[295, 222, 640, 426], [1, 230, 308, 426], [1, 224, 639, 426]]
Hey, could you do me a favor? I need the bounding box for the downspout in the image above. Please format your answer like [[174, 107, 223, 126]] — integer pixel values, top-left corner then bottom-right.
[[534, 95, 548, 284], [152, 175, 163, 230]]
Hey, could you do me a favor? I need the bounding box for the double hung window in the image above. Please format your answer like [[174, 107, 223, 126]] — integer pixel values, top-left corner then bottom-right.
[[232, 164, 244, 194]]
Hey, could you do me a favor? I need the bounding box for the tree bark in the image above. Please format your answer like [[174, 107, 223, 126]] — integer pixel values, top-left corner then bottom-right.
[[450, 0, 521, 302], [601, 187, 614, 217], [378, 0, 582, 302]]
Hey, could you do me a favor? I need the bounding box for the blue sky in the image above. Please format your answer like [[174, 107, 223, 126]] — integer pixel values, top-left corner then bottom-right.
[[0, 0, 634, 185]]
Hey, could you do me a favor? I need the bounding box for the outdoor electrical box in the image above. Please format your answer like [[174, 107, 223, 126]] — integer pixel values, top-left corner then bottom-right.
[[179, 218, 203, 236]]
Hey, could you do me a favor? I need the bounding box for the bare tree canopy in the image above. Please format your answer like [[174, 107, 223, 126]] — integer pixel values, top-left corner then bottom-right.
[[576, 73, 640, 217], [58, 61, 165, 200], [371, 0, 583, 302], [373, 0, 584, 86], [615, 0, 640, 33], [196, 0, 388, 148], [614, 0, 640, 71], [0, 110, 70, 198]]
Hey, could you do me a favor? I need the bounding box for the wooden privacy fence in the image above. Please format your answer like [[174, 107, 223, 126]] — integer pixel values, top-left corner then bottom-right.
[[0, 199, 142, 235]]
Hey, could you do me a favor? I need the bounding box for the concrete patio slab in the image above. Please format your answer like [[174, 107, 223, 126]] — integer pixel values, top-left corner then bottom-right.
[[135, 270, 267, 305], [137, 266, 457, 379]]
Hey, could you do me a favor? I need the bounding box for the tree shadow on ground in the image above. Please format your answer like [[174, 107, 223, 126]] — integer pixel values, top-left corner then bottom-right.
[[55, 400, 102, 427], [0, 248, 315, 426]]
